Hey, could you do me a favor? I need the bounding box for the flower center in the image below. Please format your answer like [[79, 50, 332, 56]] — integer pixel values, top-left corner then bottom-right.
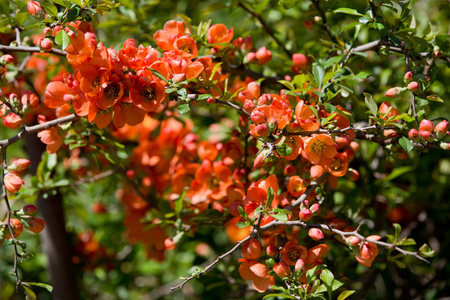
[[141, 87, 154, 101], [330, 158, 343, 171], [288, 247, 301, 261], [311, 140, 325, 155], [105, 82, 119, 99]]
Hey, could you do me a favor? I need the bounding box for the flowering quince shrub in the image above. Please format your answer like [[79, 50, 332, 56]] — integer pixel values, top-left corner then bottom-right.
[[0, 0, 449, 299]]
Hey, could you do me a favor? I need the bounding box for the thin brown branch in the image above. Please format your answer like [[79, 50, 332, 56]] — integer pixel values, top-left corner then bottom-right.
[[0, 44, 67, 57], [311, 0, 339, 45], [0, 114, 79, 147], [238, 2, 293, 57], [215, 99, 250, 117]]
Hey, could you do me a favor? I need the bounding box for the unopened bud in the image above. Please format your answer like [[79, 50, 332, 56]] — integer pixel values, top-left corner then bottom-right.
[[385, 87, 402, 98], [419, 119, 434, 133], [404, 71, 413, 83], [299, 208, 312, 221], [292, 53, 308, 69], [408, 81, 420, 92], [435, 120, 449, 139], [310, 203, 320, 215], [346, 236, 361, 246], [308, 228, 324, 241], [408, 128, 420, 142], [27, 1, 44, 17], [40, 38, 53, 52], [255, 47, 272, 64], [419, 130, 434, 142]]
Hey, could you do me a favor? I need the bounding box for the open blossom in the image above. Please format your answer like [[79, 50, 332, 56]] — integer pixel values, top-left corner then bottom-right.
[[304, 134, 337, 165], [281, 241, 308, 266], [239, 259, 275, 292], [207, 24, 233, 44]]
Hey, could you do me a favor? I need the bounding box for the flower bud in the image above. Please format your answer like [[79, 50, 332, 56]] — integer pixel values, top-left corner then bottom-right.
[[9, 159, 31, 172], [27, 1, 44, 17], [385, 87, 402, 98], [304, 20, 314, 30], [244, 52, 256, 63], [255, 123, 269, 136], [408, 128, 420, 142], [294, 259, 306, 271], [419, 130, 434, 142], [266, 244, 277, 256], [40, 38, 53, 52], [4, 113, 22, 129], [348, 168, 359, 181], [250, 109, 266, 124], [292, 53, 308, 69], [22, 204, 37, 215], [419, 119, 434, 133], [308, 228, 324, 241], [255, 47, 272, 64], [273, 262, 291, 278], [408, 81, 420, 92], [299, 208, 312, 221], [164, 238, 177, 250], [346, 236, 361, 246], [404, 71, 413, 83], [0, 54, 14, 65], [435, 120, 449, 139], [243, 99, 255, 112], [207, 97, 215, 104], [241, 238, 262, 259], [310, 203, 320, 215], [5, 173, 24, 193], [25, 217, 46, 233], [440, 142, 450, 150], [284, 165, 296, 176], [4, 218, 23, 239]]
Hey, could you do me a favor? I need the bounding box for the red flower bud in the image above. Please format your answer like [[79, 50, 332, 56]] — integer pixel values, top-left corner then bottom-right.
[[10, 159, 31, 172], [22, 204, 37, 215], [1, 54, 14, 64], [255, 47, 272, 64], [419, 130, 434, 142], [40, 38, 53, 52], [27, 1, 44, 17], [408, 128, 420, 142], [250, 109, 266, 124], [241, 238, 262, 259], [310, 203, 320, 215], [244, 52, 256, 63], [273, 262, 291, 278], [419, 119, 434, 133], [385, 87, 402, 98], [26, 217, 46, 233], [4, 113, 22, 129], [5, 173, 24, 193], [346, 236, 361, 246], [4, 218, 23, 239], [255, 123, 269, 136], [294, 259, 306, 271], [308, 228, 324, 241], [404, 71, 413, 82], [266, 244, 277, 256], [407, 81, 420, 92], [435, 120, 449, 139], [292, 53, 308, 69], [299, 208, 312, 221]]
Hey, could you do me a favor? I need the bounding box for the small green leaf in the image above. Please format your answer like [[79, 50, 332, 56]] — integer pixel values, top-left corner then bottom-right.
[[359, 16, 372, 24], [209, 62, 223, 81], [271, 212, 288, 223], [354, 71, 371, 79], [21, 284, 37, 300], [66, 6, 81, 22], [419, 244, 435, 258], [332, 279, 344, 291], [337, 290, 356, 300], [236, 221, 248, 228], [324, 103, 337, 113], [276, 143, 293, 157], [312, 63, 325, 89], [306, 265, 320, 282], [363, 92, 378, 116], [320, 268, 334, 287], [55, 30, 70, 50], [23, 282, 53, 292], [177, 14, 195, 36], [148, 68, 169, 83], [41, 2, 58, 17], [175, 187, 187, 218], [399, 136, 414, 153], [177, 104, 190, 115], [266, 187, 274, 208], [333, 8, 364, 17], [426, 94, 444, 103], [263, 293, 295, 299], [340, 22, 360, 33]]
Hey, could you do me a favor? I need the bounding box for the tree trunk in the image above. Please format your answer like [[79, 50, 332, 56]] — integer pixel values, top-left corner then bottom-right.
[[24, 133, 79, 300]]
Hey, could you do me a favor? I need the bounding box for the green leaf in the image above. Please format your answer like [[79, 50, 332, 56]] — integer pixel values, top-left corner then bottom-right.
[[66, 6, 81, 22], [47, 153, 57, 171], [266, 187, 274, 208], [399, 136, 414, 153], [175, 187, 187, 218], [0, 0, 10, 15], [426, 94, 444, 103], [324, 103, 337, 113], [263, 293, 295, 299], [393, 223, 402, 240], [271, 212, 288, 223], [320, 269, 334, 287], [337, 290, 356, 300], [55, 30, 70, 50], [51, 0, 70, 7], [177, 14, 195, 36], [148, 68, 169, 83], [397, 237, 416, 246], [333, 8, 364, 17], [177, 104, 190, 115], [306, 265, 320, 282], [359, 16, 372, 24], [23, 282, 53, 292], [236, 221, 248, 228], [21, 283, 37, 300], [276, 143, 293, 157], [339, 22, 360, 33], [312, 63, 325, 89], [332, 279, 344, 291], [41, 2, 58, 17], [209, 62, 223, 81], [419, 244, 434, 258], [354, 71, 371, 79], [363, 92, 378, 116]]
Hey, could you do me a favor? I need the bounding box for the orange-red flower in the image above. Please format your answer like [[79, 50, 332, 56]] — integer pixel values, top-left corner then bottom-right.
[[355, 235, 381, 267], [239, 259, 275, 292], [304, 134, 337, 165], [129, 77, 165, 112], [4, 173, 24, 193], [241, 238, 262, 259], [295, 100, 320, 132], [207, 24, 233, 44], [153, 20, 185, 51], [280, 241, 308, 266], [325, 152, 349, 177]]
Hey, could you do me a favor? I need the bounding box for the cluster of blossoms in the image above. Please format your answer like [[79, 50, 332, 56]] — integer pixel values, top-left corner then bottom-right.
[[1, 158, 45, 246]]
